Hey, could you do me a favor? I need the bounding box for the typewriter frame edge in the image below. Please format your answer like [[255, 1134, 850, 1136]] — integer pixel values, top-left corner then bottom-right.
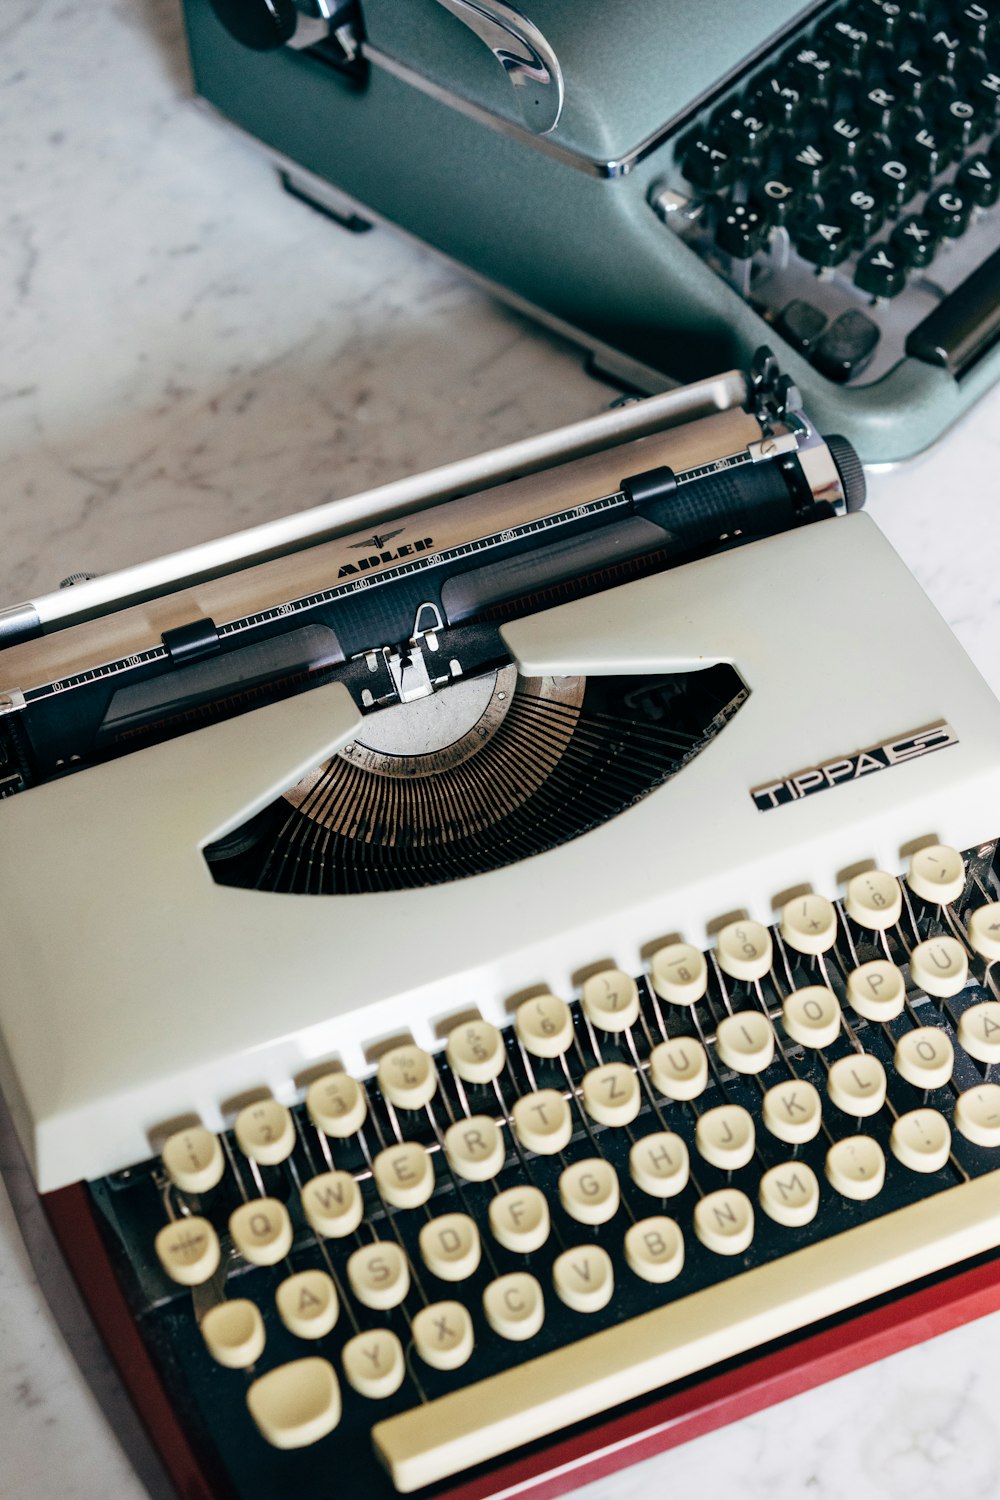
[[43, 1179, 1000, 1500]]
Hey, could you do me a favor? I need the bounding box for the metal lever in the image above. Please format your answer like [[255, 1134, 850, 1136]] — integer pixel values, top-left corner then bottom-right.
[[429, 0, 564, 135]]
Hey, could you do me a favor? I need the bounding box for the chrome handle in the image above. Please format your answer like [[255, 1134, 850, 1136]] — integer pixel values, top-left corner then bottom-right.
[[430, 0, 564, 135]]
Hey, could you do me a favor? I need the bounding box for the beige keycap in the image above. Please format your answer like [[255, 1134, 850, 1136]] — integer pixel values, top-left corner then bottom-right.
[[825, 1135, 885, 1200], [377, 1045, 438, 1110], [715, 920, 773, 982], [958, 1001, 1000, 1064], [155, 1216, 221, 1287], [301, 1170, 364, 1239], [847, 960, 906, 1022], [306, 1071, 368, 1138], [693, 1188, 754, 1256], [910, 936, 969, 999], [553, 1245, 614, 1313], [582, 1062, 641, 1126], [695, 1104, 755, 1170], [624, 1217, 684, 1284], [347, 1241, 410, 1311], [516, 994, 574, 1059], [649, 1037, 708, 1101], [230, 1199, 294, 1267], [826, 1053, 887, 1118], [780, 893, 838, 956], [559, 1159, 620, 1226], [201, 1299, 266, 1369], [342, 1329, 405, 1399], [581, 969, 640, 1032], [234, 1100, 295, 1166], [845, 869, 902, 931], [895, 1027, 954, 1090], [489, 1186, 550, 1253], [782, 986, 841, 1049], [890, 1109, 951, 1173], [161, 1126, 225, 1195], [512, 1089, 573, 1155], [413, 1301, 474, 1371], [246, 1358, 341, 1450], [276, 1270, 339, 1340], [968, 902, 1000, 962], [759, 1163, 820, 1228], [650, 942, 708, 1006], [907, 844, 965, 905], [444, 1115, 505, 1181], [373, 1141, 435, 1209], [715, 1011, 775, 1073], [762, 1079, 822, 1144], [419, 1213, 482, 1282], [446, 1020, 506, 1084], [483, 1273, 545, 1341], [954, 1084, 1000, 1148], [629, 1130, 689, 1198]]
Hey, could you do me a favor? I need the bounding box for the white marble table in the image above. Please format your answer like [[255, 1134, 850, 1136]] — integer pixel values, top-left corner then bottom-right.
[[3, 4, 1000, 1499]]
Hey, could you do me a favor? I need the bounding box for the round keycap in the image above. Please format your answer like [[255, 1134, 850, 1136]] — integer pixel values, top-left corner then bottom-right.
[[827, 1052, 887, 1117], [246, 1358, 341, 1451], [377, 1044, 438, 1110], [958, 1001, 1000, 1064], [847, 960, 906, 1021], [925, 185, 971, 237], [512, 1089, 573, 1155], [419, 1213, 482, 1281], [373, 1141, 435, 1209], [716, 920, 773, 982], [907, 844, 965, 904], [693, 1188, 754, 1255], [625, 1216, 685, 1283], [446, 1020, 506, 1084], [444, 1115, 506, 1181], [155, 1216, 221, 1286], [413, 1302, 474, 1371], [891, 214, 938, 267], [910, 936, 969, 998], [306, 1071, 367, 1138], [581, 968, 640, 1032], [649, 1038, 708, 1100], [483, 1273, 545, 1341], [162, 1126, 225, 1195], [516, 994, 574, 1058], [762, 1079, 823, 1143], [346, 1241, 410, 1311], [649, 942, 708, 1006], [300, 1170, 364, 1238], [696, 1104, 755, 1170], [552, 1245, 614, 1313], [759, 1162, 820, 1227], [780, 893, 838, 955], [890, 1109, 951, 1173], [489, 1185, 550, 1253], [629, 1130, 690, 1197], [582, 1062, 641, 1126], [855, 241, 907, 300], [895, 1027, 955, 1090], [825, 1135, 885, 1200], [782, 986, 842, 1049], [559, 1158, 620, 1226], [968, 903, 1000, 961], [341, 1329, 405, 1399], [954, 1085, 1000, 1148], [845, 869, 902, 930], [234, 1099, 296, 1166], [230, 1199, 293, 1267], [275, 1270, 339, 1341], [202, 1299, 266, 1369], [716, 1011, 776, 1073], [716, 203, 769, 258]]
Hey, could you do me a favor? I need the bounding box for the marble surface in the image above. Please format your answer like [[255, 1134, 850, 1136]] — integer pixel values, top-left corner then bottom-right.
[[3, 4, 1000, 1500]]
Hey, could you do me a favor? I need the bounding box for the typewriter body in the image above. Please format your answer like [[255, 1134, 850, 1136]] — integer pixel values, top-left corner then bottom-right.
[[5, 365, 1000, 1500], [181, 0, 1000, 463]]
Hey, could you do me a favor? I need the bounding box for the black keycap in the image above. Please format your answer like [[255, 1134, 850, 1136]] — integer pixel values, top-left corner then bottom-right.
[[956, 152, 1000, 205], [925, 182, 973, 234], [716, 203, 769, 258], [861, 0, 905, 42], [970, 61, 1000, 119], [682, 136, 734, 190], [784, 45, 837, 101], [812, 308, 881, 381], [776, 298, 829, 351], [936, 93, 981, 146], [751, 176, 801, 226], [821, 16, 872, 69], [891, 213, 940, 265], [891, 55, 929, 101], [785, 139, 833, 189], [842, 183, 885, 241], [860, 83, 902, 130], [796, 214, 853, 266], [715, 103, 773, 158], [826, 114, 869, 163], [856, 242, 909, 296], [954, 3, 991, 48], [902, 117, 947, 183], [753, 72, 804, 126], [922, 25, 964, 74], [869, 150, 918, 209]]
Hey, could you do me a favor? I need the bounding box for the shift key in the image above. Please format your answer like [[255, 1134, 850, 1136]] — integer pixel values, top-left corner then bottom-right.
[[811, 310, 880, 383], [906, 246, 1000, 376]]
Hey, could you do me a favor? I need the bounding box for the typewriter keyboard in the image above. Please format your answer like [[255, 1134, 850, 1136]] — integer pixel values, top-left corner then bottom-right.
[[651, 0, 1000, 385], [90, 840, 1000, 1499]]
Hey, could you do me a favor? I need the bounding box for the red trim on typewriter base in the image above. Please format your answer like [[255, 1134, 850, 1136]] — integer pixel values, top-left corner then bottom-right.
[[43, 1180, 1000, 1500]]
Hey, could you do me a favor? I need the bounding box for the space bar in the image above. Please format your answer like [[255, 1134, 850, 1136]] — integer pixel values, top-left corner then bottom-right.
[[372, 1173, 1000, 1493], [906, 245, 1000, 374]]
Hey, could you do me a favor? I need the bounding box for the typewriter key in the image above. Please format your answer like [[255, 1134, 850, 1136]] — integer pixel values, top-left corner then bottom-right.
[[715, 1011, 775, 1073], [306, 1071, 367, 1137], [553, 1246, 614, 1313], [629, 1131, 689, 1197], [246, 1359, 341, 1450], [847, 960, 906, 1021], [154, 1216, 220, 1286], [444, 1115, 505, 1181], [762, 1080, 823, 1144], [890, 1110, 952, 1173], [581, 969, 640, 1032], [693, 1189, 754, 1255], [234, 1099, 295, 1165], [826, 1054, 887, 1118], [759, 1163, 819, 1227], [845, 869, 902, 930], [957, 1001, 1000, 1064], [715, 920, 773, 982], [201, 1299, 266, 1369], [954, 1085, 1000, 1148], [582, 1062, 641, 1126], [825, 1136, 885, 1200], [412, 1302, 474, 1371], [161, 1126, 224, 1195], [909, 936, 969, 998], [489, 1186, 550, 1253], [230, 1199, 294, 1267], [276, 1271, 339, 1340], [482, 1273, 545, 1341], [341, 1330, 405, 1399], [967, 903, 1000, 961], [624, 1217, 684, 1283], [907, 843, 966, 904], [300, 1170, 364, 1238], [781, 987, 842, 1049], [894, 1027, 955, 1089]]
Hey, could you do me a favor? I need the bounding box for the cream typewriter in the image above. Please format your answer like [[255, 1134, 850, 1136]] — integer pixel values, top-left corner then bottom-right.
[[3, 357, 1000, 1500]]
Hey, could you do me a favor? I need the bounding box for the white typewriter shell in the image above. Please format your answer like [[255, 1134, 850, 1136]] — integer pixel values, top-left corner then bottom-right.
[[3, 511, 1000, 1192]]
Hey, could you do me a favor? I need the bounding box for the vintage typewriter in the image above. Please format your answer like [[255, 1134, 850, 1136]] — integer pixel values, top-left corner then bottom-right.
[[4, 358, 1000, 1500], [180, 0, 1000, 461]]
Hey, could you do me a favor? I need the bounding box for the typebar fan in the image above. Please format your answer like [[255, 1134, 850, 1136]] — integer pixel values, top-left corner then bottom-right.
[[205, 662, 747, 894]]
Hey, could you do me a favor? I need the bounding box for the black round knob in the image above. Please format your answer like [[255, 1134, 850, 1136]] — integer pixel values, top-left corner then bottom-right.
[[826, 434, 866, 513], [207, 0, 298, 50]]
